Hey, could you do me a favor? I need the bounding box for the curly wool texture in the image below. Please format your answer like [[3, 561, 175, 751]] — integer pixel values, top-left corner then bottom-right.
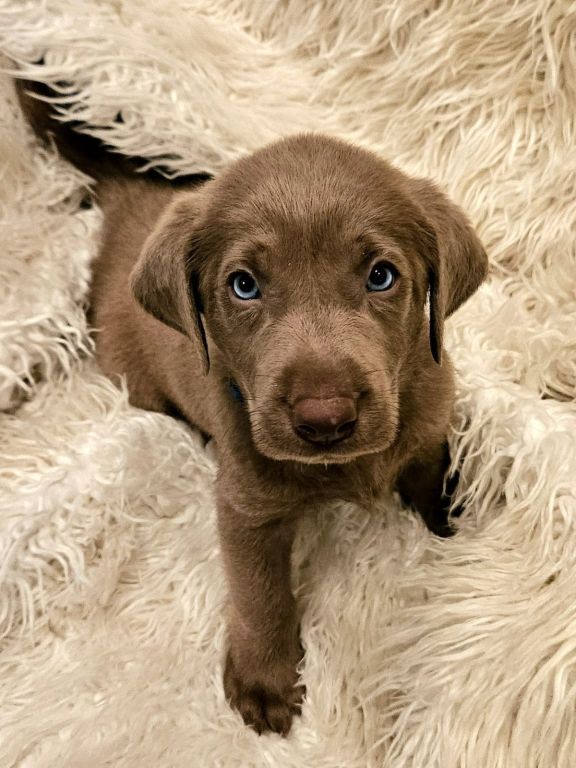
[[0, 1, 575, 766]]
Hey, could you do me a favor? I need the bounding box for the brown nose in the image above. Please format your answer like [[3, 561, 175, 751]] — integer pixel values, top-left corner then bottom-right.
[[292, 397, 357, 446]]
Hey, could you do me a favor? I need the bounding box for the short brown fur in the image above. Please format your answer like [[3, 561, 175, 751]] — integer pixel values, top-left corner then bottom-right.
[[16, 77, 488, 736]]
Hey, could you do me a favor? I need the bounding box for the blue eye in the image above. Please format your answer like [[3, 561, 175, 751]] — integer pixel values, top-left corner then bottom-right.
[[366, 261, 397, 292], [230, 271, 260, 300]]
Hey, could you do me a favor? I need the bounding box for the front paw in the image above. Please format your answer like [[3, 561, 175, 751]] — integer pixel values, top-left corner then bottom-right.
[[424, 468, 463, 537], [224, 646, 305, 736], [420, 506, 455, 538]]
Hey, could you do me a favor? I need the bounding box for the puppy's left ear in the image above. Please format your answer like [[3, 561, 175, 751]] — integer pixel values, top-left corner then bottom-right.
[[410, 178, 489, 364], [130, 189, 211, 375]]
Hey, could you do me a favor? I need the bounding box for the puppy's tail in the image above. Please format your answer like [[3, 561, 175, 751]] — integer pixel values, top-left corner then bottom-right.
[[15, 76, 212, 188]]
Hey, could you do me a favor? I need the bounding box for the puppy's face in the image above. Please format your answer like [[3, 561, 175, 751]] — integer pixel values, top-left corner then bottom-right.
[[209, 244, 423, 463], [202, 187, 428, 463], [132, 135, 487, 464]]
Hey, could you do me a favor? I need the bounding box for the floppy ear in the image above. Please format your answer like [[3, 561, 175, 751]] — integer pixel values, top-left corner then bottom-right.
[[130, 190, 210, 375], [410, 179, 489, 364]]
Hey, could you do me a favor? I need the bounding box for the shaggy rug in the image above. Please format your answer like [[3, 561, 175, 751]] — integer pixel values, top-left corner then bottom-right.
[[1, 1, 575, 766]]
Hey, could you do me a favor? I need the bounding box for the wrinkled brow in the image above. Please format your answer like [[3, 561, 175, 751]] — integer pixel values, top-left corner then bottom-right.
[[354, 230, 405, 261]]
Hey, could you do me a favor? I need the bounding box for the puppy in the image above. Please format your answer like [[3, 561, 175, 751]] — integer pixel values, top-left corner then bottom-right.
[[16, 77, 488, 736]]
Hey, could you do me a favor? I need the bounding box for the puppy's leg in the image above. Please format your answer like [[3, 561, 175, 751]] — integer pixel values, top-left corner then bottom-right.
[[217, 500, 305, 736], [396, 439, 459, 537]]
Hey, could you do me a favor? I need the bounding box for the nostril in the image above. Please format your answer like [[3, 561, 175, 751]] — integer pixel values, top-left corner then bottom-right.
[[295, 424, 318, 440], [336, 419, 357, 438]]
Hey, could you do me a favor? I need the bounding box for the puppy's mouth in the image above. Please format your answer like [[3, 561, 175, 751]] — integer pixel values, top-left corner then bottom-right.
[[250, 432, 395, 465], [272, 441, 392, 465]]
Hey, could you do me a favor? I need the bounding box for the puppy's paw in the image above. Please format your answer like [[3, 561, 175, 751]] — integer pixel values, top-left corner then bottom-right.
[[224, 650, 305, 736], [428, 469, 462, 538], [422, 509, 455, 538]]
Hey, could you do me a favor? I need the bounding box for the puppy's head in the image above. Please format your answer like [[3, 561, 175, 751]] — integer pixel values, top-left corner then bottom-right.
[[131, 135, 487, 464]]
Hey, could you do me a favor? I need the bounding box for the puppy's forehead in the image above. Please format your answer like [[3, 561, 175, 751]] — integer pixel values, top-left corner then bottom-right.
[[211, 134, 403, 230], [202, 134, 432, 268]]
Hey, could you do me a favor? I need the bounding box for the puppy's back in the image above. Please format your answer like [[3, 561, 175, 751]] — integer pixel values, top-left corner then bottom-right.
[[16, 75, 214, 427]]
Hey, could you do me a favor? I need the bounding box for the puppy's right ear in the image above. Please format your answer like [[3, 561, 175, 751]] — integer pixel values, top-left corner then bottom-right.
[[130, 190, 210, 375]]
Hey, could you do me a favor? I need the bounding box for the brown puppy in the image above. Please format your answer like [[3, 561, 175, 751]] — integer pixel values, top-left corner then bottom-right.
[[17, 77, 488, 736]]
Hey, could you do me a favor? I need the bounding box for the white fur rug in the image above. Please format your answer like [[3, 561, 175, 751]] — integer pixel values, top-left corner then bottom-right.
[[1, 1, 575, 766]]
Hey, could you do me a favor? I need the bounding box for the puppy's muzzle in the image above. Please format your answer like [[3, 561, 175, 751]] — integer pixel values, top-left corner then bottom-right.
[[291, 396, 357, 446]]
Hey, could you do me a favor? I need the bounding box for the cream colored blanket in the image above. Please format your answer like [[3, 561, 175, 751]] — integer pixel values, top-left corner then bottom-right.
[[1, 1, 575, 766]]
